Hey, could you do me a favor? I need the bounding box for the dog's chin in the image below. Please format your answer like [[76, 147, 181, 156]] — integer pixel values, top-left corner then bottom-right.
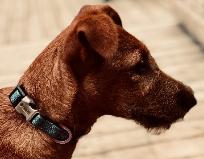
[[147, 117, 184, 135], [133, 114, 184, 135], [146, 123, 173, 135]]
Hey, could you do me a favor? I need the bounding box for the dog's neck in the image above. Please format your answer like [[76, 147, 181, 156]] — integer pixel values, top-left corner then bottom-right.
[[15, 31, 99, 159]]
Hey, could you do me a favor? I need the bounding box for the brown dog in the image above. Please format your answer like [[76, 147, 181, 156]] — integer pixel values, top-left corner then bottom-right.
[[0, 5, 197, 159]]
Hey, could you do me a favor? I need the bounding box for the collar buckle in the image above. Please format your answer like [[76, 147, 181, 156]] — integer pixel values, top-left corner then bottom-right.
[[15, 96, 39, 121]]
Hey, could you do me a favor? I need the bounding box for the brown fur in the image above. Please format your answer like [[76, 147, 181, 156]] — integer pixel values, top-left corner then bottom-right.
[[0, 5, 196, 159]]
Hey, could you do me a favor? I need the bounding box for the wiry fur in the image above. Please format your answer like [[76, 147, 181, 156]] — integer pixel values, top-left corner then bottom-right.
[[0, 5, 196, 159]]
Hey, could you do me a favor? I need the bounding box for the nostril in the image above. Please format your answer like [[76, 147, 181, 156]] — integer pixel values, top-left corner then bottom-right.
[[177, 90, 197, 110]]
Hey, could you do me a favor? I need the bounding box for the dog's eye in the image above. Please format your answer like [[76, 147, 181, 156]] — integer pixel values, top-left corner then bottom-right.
[[131, 61, 149, 75]]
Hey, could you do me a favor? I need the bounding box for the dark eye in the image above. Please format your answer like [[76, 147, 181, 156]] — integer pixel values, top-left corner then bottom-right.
[[131, 61, 149, 75]]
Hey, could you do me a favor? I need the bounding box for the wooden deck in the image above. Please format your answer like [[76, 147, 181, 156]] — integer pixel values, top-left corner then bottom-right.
[[0, 0, 204, 159]]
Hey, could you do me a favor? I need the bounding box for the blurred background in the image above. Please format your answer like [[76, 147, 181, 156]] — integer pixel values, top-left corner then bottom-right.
[[0, 0, 204, 158]]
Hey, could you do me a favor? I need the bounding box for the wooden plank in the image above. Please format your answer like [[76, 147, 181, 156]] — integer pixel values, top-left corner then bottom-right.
[[72, 117, 204, 156], [108, 0, 153, 28], [35, 0, 60, 39], [8, 0, 27, 44], [0, 0, 9, 44], [133, 0, 176, 25], [1, 0, 15, 44], [27, 0, 44, 42], [0, 41, 47, 78], [73, 145, 157, 159], [174, 0, 204, 46], [152, 137, 204, 159], [52, 0, 73, 28]]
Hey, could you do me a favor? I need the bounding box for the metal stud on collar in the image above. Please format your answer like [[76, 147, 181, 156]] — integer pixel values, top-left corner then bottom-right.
[[15, 96, 39, 121]]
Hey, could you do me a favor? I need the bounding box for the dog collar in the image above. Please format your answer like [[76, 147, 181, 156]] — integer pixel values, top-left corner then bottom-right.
[[9, 85, 72, 144]]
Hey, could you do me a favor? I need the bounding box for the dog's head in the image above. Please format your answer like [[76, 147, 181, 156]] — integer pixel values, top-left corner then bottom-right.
[[66, 5, 197, 132]]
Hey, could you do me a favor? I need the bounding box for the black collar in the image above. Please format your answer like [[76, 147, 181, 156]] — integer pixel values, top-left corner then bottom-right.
[[9, 85, 72, 144]]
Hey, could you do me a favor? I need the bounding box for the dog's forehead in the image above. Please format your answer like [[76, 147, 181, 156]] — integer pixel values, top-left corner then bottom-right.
[[111, 50, 142, 69], [111, 27, 149, 69]]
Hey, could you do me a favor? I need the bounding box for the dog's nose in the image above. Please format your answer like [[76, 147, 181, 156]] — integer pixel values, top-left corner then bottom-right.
[[177, 89, 197, 110]]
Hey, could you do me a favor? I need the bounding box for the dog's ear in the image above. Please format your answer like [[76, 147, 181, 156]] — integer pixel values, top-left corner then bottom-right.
[[69, 14, 118, 81], [76, 14, 118, 59], [78, 5, 122, 26], [101, 5, 122, 26]]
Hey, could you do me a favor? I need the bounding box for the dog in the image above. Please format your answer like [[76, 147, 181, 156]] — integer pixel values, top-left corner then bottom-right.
[[0, 5, 197, 159]]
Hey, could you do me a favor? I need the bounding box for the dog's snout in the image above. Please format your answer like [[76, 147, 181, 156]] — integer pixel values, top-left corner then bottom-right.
[[177, 89, 197, 110]]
